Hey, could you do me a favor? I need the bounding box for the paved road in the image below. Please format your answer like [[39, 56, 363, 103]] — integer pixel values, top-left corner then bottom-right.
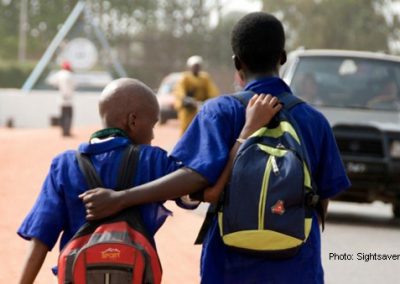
[[194, 201, 400, 283], [323, 201, 400, 284]]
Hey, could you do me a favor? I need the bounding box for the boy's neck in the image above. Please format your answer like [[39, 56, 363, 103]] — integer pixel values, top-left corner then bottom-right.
[[244, 71, 280, 85], [242, 65, 280, 84], [91, 128, 129, 140]]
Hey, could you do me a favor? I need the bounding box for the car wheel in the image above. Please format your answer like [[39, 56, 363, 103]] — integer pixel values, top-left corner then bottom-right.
[[159, 114, 167, 125], [393, 199, 400, 219]]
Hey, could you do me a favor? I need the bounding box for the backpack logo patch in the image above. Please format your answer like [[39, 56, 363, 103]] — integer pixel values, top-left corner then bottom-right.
[[271, 200, 285, 215], [101, 248, 121, 260]]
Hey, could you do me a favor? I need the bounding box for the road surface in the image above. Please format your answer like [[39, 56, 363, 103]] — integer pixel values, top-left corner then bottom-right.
[[0, 120, 399, 283]]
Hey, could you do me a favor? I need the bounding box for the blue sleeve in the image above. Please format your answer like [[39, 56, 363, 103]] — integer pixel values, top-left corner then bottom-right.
[[17, 159, 67, 250], [314, 117, 351, 199], [136, 146, 182, 184], [171, 96, 245, 184], [137, 146, 202, 210]]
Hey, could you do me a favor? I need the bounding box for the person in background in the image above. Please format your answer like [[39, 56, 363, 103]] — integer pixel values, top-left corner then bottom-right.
[[367, 76, 400, 109], [174, 55, 219, 135], [295, 73, 323, 105], [47, 60, 75, 137]]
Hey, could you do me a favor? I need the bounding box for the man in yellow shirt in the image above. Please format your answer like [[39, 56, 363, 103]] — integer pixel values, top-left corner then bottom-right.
[[174, 55, 219, 135]]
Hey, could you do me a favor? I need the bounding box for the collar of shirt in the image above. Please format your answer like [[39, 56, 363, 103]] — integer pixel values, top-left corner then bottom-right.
[[79, 137, 131, 154], [244, 76, 292, 96]]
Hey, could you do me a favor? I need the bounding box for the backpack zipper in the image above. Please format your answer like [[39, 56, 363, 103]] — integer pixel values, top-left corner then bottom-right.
[[271, 156, 279, 175]]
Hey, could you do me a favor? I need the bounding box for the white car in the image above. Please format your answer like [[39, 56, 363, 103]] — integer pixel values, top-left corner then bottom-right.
[[156, 72, 182, 124], [281, 49, 400, 218]]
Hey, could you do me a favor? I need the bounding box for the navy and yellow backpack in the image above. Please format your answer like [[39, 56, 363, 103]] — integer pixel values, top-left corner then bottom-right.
[[196, 91, 321, 259]]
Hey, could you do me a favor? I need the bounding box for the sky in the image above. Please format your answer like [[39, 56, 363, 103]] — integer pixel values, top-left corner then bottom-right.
[[209, 0, 262, 27], [214, 0, 400, 53], [221, 0, 262, 14]]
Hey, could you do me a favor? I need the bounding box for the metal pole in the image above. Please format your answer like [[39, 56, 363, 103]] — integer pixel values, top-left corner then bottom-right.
[[22, 1, 86, 92], [18, 0, 28, 63], [84, 5, 127, 78]]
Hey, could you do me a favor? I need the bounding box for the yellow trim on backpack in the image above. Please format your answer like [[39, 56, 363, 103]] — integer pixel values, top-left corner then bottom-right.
[[251, 122, 301, 144], [218, 212, 224, 235], [222, 230, 303, 251], [303, 163, 311, 188], [259, 156, 272, 229], [257, 144, 287, 157], [305, 218, 312, 238]]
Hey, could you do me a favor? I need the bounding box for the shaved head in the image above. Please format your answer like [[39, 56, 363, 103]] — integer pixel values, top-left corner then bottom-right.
[[99, 78, 159, 144], [99, 78, 158, 127]]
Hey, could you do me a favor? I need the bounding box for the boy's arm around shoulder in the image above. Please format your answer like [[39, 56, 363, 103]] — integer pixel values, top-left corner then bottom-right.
[[80, 167, 209, 220], [80, 94, 281, 219]]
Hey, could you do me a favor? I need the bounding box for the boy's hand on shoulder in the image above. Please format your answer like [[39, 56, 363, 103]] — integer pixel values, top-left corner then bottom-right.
[[79, 188, 124, 220], [240, 94, 282, 139]]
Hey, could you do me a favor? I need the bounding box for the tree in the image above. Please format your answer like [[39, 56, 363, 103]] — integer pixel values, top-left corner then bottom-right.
[[261, 0, 400, 52], [0, 1, 20, 60], [0, 0, 228, 89]]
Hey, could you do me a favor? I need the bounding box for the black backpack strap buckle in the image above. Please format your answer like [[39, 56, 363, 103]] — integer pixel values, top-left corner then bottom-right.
[[306, 191, 320, 207]]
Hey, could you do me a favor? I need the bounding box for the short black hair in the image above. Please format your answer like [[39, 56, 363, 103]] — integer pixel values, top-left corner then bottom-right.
[[231, 12, 285, 73]]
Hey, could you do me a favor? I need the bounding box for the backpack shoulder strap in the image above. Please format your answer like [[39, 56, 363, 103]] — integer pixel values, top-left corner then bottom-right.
[[76, 153, 104, 189], [116, 144, 140, 190], [232, 90, 255, 107], [233, 90, 304, 111], [279, 92, 305, 111], [76, 144, 140, 191], [74, 144, 143, 237]]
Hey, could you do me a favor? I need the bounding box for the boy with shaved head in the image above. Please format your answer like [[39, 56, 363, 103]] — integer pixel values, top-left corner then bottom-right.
[[17, 78, 277, 283]]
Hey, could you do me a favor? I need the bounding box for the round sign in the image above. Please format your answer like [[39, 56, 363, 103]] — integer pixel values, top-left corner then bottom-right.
[[61, 38, 98, 71]]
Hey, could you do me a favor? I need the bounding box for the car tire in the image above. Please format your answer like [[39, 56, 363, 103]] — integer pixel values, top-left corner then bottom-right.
[[159, 114, 167, 125], [393, 199, 400, 219]]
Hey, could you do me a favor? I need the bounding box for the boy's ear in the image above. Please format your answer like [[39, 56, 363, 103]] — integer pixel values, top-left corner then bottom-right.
[[233, 55, 242, 71], [280, 50, 287, 66], [127, 112, 136, 129]]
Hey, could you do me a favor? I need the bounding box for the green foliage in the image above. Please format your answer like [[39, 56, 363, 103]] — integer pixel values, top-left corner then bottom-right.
[[0, 1, 19, 60], [1, 0, 399, 92], [261, 0, 399, 52], [0, 62, 35, 88]]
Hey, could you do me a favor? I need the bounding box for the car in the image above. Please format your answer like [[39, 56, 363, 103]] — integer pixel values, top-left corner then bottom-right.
[[156, 72, 182, 124], [281, 49, 400, 218]]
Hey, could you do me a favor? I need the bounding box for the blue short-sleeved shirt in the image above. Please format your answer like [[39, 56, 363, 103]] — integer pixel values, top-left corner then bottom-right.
[[171, 77, 351, 284], [18, 137, 186, 253]]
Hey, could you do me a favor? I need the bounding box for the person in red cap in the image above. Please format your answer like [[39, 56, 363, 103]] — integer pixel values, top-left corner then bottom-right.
[[47, 60, 75, 136], [61, 60, 72, 71]]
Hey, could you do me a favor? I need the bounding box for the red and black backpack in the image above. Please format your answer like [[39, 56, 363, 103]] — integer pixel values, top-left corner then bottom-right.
[[58, 144, 162, 284]]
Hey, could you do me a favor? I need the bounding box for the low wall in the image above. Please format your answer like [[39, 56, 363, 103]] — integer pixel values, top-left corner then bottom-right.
[[0, 89, 101, 128]]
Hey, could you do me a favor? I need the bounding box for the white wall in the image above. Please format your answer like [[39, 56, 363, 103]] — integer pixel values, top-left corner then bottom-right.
[[0, 89, 101, 128]]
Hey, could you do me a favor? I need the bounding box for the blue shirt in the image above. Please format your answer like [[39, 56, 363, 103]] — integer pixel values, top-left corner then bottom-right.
[[18, 137, 186, 252], [171, 77, 351, 284]]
